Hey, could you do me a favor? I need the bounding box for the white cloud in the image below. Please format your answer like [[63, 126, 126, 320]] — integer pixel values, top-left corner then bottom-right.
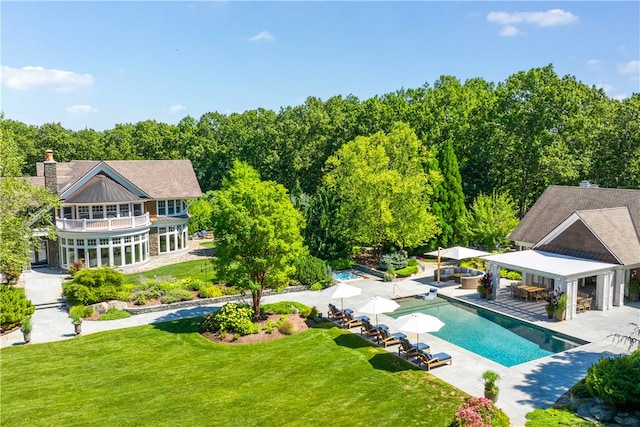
[[499, 25, 521, 37], [249, 30, 275, 42], [1, 65, 94, 91], [169, 104, 186, 113], [487, 9, 578, 27], [586, 59, 602, 70], [618, 60, 640, 74], [595, 83, 615, 94], [613, 94, 629, 101], [66, 105, 97, 116]]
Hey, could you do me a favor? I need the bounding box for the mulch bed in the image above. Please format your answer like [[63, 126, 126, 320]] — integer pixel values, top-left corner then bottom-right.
[[200, 314, 312, 344]]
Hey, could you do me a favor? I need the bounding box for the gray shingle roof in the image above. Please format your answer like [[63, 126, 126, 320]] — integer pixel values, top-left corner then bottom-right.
[[509, 185, 640, 245], [65, 173, 142, 204], [576, 208, 640, 265]]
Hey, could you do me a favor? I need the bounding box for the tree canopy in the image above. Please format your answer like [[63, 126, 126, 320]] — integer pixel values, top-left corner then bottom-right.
[[210, 161, 305, 318]]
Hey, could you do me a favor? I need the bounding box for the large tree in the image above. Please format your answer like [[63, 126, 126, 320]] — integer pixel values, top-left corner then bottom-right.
[[210, 161, 305, 318], [466, 192, 519, 250], [323, 122, 441, 255], [1, 123, 59, 283]]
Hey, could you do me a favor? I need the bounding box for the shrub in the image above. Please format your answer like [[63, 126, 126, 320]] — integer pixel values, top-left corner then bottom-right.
[[524, 408, 596, 426], [160, 288, 194, 304], [586, 350, 640, 408], [99, 308, 132, 321], [453, 397, 495, 427], [62, 267, 126, 305], [198, 285, 224, 298], [200, 303, 258, 336], [407, 258, 419, 267], [379, 252, 408, 271], [263, 318, 278, 334], [329, 258, 355, 270], [395, 265, 418, 277], [262, 301, 307, 315], [309, 283, 324, 291], [0, 285, 35, 331], [293, 254, 330, 286], [500, 268, 522, 280], [69, 305, 92, 323], [569, 378, 592, 399], [68, 258, 85, 277], [133, 293, 147, 305], [383, 271, 395, 282], [277, 317, 295, 335]]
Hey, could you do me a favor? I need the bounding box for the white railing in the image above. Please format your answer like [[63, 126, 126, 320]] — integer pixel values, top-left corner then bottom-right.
[[56, 213, 150, 232]]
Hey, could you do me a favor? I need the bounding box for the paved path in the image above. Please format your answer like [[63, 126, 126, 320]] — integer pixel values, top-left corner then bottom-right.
[[2, 258, 638, 427]]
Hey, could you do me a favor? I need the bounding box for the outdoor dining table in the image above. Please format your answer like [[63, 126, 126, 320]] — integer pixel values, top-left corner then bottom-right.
[[516, 285, 546, 302]]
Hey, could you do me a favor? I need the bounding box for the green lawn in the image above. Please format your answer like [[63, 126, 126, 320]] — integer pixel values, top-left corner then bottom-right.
[[1, 320, 467, 426], [124, 259, 215, 284]]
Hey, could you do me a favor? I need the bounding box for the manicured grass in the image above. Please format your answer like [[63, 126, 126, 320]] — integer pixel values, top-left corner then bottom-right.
[[199, 241, 215, 249], [124, 259, 215, 284], [1, 321, 467, 426]]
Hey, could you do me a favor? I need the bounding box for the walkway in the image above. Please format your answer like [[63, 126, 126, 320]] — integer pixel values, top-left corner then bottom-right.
[[2, 260, 638, 427]]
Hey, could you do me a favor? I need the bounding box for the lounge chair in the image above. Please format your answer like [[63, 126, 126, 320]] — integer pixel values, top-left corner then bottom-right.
[[341, 310, 370, 329], [416, 351, 453, 370], [376, 328, 407, 347], [397, 337, 430, 359], [327, 304, 345, 321], [360, 319, 388, 340]]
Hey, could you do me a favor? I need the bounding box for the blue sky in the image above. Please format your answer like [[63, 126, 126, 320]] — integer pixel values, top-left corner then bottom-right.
[[2, 1, 639, 131]]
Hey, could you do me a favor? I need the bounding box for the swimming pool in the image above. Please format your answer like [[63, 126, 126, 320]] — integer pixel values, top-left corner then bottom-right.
[[390, 296, 588, 367], [332, 270, 362, 281]]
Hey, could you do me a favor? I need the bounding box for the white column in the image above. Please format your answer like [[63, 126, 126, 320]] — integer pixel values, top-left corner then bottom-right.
[[596, 272, 614, 311], [613, 269, 626, 307], [490, 263, 500, 299], [564, 278, 578, 320]]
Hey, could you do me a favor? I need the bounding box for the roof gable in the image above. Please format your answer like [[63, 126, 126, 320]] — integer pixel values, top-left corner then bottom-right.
[[65, 172, 143, 204], [509, 186, 640, 248]]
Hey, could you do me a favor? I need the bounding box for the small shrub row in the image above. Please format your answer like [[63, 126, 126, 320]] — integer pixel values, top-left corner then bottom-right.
[[500, 268, 522, 281], [160, 288, 194, 304], [62, 268, 129, 305], [395, 265, 418, 278], [0, 285, 35, 331], [261, 301, 318, 318]]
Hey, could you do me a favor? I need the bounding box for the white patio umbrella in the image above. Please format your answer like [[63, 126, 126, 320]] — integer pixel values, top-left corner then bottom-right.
[[352, 296, 400, 325], [425, 246, 490, 282], [321, 282, 362, 311], [392, 312, 445, 344]]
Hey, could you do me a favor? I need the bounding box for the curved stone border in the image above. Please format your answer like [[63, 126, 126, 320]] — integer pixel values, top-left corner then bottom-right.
[[124, 285, 309, 315], [353, 263, 385, 278]]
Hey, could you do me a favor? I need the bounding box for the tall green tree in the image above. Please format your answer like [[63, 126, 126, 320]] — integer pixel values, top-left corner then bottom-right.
[[210, 162, 304, 318], [1, 132, 59, 284], [429, 139, 468, 249], [323, 122, 440, 255], [466, 192, 519, 250]]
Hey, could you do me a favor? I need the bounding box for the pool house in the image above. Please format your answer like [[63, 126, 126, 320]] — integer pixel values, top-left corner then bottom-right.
[[482, 184, 640, 320]]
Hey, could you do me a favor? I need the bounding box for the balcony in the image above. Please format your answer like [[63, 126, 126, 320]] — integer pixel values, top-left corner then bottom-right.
[[56, 213, 151, 232]]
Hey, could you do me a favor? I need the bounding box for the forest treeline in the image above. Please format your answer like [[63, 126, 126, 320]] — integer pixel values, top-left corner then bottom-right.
[[3, 64, 639, 219]]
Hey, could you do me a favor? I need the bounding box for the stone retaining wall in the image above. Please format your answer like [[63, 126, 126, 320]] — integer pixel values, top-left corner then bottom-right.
[[124, 285, 309, 315], [353, 264, 385, 278]]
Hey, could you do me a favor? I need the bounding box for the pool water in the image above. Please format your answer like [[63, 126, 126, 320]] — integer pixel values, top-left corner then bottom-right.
[[390, 296, 587, 367], [332, 270, 362, 281]]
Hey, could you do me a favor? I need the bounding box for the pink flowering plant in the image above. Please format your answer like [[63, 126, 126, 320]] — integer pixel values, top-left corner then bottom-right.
[[453, 397, 494, 427]]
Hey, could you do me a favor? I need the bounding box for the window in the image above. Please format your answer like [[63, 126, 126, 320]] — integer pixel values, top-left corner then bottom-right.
[[167, 200, 175, 215], [78, 206, 89, 219], [106, 205, 117, 218], [76, 239, 85, 246], [119, 204, 130, 217], [158, 200, 166, 216], [100, 238, 109, 245], [63, 206, 73, 219], [88, 239, 96, 246], [133, 203, 143, 216], [113, 237, 121, 244], [92, 205, 104, 219]]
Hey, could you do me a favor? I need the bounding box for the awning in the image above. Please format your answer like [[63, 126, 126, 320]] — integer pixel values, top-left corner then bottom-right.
[[482, 250, 619, 279]]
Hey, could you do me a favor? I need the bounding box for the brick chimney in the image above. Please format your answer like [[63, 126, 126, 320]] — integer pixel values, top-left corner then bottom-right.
[[43, 149, 58, 195]]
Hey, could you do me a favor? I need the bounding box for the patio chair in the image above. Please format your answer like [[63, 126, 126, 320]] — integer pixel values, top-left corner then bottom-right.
[[397, 337, 430, 359], [376, 328, 407, 347], [416, 351, 453, 371], [584, 297, 593, 311], [327, 304, 345, 321], [341, 310, 370, 329], [360, 319, 387, 340]]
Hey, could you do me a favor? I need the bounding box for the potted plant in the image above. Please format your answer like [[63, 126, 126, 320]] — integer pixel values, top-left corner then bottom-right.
[[69, 305, 85, 335], [628, 279, 640, 302], [480, 272, 493, 300], [544, 302, 556, 319], [555, 293, 568, 321], [482, 370, 500, 402], [21, 316, 33, 344], [477, 285, 487, 299]]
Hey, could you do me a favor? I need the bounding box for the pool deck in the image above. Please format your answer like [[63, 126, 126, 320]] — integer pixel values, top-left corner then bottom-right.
[[3, 265, 639, 426]]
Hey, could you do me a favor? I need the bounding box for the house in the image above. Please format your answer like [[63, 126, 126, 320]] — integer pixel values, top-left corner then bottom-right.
[[27, 150, 202, 271], [483, 183, 640, 320]]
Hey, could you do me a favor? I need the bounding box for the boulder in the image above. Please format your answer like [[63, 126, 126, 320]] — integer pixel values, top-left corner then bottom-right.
[[614, 412, 640, 427], [589, 401, 617, 423], [108, 300, 128, 310], [90, 302, 109, 314]]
